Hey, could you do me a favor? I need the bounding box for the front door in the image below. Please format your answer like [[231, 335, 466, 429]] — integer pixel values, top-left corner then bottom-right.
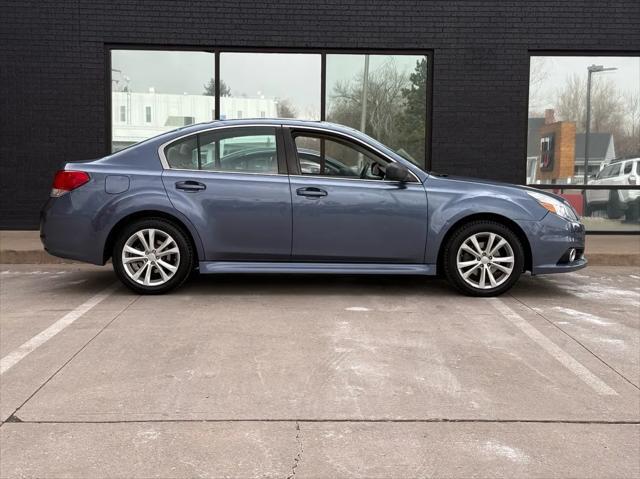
[[286, 129, 428, 263], [161, 126, 292, 261]]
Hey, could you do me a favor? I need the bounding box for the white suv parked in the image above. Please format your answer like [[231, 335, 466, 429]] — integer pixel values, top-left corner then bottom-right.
[[586, 158, 640, 219]]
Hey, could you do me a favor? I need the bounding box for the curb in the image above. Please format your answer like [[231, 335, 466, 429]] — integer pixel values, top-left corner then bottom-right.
[[1, 250, 639, 267], [585, 253, 640, 267], [0, 251, 78, 264]]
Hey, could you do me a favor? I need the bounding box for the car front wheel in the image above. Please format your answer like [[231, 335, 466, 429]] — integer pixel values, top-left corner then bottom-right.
[[113, 218, 194, 294], [443, 220, 524, 297]]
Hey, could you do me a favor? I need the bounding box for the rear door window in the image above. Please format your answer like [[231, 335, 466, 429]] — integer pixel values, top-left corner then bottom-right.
[[623, 162, 633, 174], [165, 136, 198, 170], [164, 127, 280, 174]]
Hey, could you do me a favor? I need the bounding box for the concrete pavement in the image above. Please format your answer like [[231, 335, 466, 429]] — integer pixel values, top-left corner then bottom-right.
[[0, 265, 639, 478]]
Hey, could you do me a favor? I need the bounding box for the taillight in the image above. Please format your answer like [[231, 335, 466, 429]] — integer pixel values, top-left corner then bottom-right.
[[51, 170, 90, 197]]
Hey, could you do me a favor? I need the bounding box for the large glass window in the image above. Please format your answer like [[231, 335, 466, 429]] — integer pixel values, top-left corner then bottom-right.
[[111, 50, 430, 168], [527, 55, 639, 185], [111, 50, 215, 152], [527, 55, 639, 232], [220, 52, 321, 121], [326, 54, 428, 166]]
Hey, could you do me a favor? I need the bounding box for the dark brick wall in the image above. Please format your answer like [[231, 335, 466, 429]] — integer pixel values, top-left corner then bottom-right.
[[1, 0, 639, 228]]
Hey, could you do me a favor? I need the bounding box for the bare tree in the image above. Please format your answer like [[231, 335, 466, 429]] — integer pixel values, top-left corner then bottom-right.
[[556, 74, 625, 134], [553, 73, 640, 156], [328, 58, 409, 146], [528, 57, 550, 111], [622, 91, 640, 155], [276, 99, 296, 118], [202, 78, 231, 97]]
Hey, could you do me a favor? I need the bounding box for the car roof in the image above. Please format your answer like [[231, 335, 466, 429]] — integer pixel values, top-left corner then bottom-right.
[[155, 118, 365, 139], [147, 118, 415, 164], [610, 157, 640, 164]]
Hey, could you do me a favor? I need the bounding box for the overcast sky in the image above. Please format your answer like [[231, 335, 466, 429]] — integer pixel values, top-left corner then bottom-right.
[[111, 50, 214, 95], [530, 55, 640, 111], [111, 50, 424, 116]]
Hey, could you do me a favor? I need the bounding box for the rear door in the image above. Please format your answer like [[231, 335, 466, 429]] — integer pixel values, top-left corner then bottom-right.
[[285, 128, 428, 263], [161, 126, 292, 261]]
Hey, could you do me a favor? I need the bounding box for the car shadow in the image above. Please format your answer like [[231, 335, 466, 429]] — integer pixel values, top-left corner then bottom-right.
[[182, 272, 453, 297], [42, 266, 575, 300]]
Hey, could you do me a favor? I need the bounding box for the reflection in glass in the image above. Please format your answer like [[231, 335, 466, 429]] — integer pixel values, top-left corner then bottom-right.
[[111, 50, 215, 152], [165, 128, 278, 174], [199, 129, 278, 173], [537, 187, 640, 232], [293, 134, 387, 179], [527, 56, 640, 185], [220, 52, 321, 121], [326, 54, 428, 167]]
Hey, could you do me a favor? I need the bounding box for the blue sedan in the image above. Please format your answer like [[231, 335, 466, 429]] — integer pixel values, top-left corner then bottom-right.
[[40, 119, 586, 296]]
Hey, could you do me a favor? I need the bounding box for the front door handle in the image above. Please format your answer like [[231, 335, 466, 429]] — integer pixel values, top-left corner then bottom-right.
[[175, 180, 206, 192], [296, 187, 327, 198]]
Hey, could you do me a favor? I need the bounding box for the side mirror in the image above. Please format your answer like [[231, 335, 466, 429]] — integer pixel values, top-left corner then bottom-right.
[[385, 162, 411, 182]]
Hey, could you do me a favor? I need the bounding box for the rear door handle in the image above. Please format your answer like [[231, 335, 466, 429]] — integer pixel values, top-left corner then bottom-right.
[[296, 187, 327, 198], [175, 180, 206, 192]]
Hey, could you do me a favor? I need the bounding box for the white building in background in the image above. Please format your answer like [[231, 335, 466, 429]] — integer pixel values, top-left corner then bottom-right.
[[111, 91, 278, 150]]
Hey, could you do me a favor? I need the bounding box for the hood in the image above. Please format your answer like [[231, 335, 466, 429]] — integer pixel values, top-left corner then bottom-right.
[[427, 173, 566, 201]]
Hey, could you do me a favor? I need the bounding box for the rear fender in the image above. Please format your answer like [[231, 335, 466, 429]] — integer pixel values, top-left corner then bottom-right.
[[94, 180, 205, 264]]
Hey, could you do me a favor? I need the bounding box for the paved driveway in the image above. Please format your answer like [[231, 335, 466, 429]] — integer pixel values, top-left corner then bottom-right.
[[1, 265, 639, 478]]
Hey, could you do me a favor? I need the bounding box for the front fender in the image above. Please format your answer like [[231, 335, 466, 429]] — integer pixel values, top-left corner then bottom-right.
[[424, 182, 543, 264]]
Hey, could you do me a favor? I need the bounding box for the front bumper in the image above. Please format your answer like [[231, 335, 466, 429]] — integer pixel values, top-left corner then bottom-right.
[[519, 213, 587, 275], [533, 257, 587, 275]]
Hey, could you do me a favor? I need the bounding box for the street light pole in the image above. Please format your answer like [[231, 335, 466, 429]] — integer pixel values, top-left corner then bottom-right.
[[583, 64, 617, 214], [358, 55, 370, 171], [583, 68, 593, 190]]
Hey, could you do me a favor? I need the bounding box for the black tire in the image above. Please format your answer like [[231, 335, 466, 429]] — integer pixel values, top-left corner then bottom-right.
[[623, 198, 640, 223], [112, 218, 194, 294], [607, 191, 624, 219], [443, 220, 524, 297], [584, 203, 593, 216]]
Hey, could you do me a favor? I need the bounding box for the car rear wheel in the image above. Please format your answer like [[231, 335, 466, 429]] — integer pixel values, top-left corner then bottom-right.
[[113, 218, 193, 294], [607, 191, 624, 219], [443, 221, 524, 297]]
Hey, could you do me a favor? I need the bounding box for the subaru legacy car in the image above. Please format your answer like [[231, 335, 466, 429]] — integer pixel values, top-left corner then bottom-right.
[[40, 119, 586, 296]]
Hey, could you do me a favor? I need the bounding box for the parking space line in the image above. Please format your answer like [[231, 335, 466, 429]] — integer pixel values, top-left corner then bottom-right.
[[0, 283, 119, 375], [490, 298, 618, 396]]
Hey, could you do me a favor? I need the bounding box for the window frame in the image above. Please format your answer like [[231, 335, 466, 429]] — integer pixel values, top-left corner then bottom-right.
[[107, 45, 433, 169], [158, 124, 287, 176]]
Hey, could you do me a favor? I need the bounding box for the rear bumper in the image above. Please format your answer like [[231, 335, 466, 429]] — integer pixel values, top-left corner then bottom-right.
[[40, 196, 104, 265]]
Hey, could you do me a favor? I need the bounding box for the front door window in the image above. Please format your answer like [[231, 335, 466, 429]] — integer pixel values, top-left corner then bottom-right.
[[293, 134, 387, 180]]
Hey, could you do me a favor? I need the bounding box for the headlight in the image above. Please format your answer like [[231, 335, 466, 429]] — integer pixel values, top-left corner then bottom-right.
[[527, 191, 574, 220]]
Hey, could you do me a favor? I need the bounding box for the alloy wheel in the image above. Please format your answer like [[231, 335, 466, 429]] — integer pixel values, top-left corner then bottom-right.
[[121, 228, 181, 286], [456, 232, 515, 290]]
